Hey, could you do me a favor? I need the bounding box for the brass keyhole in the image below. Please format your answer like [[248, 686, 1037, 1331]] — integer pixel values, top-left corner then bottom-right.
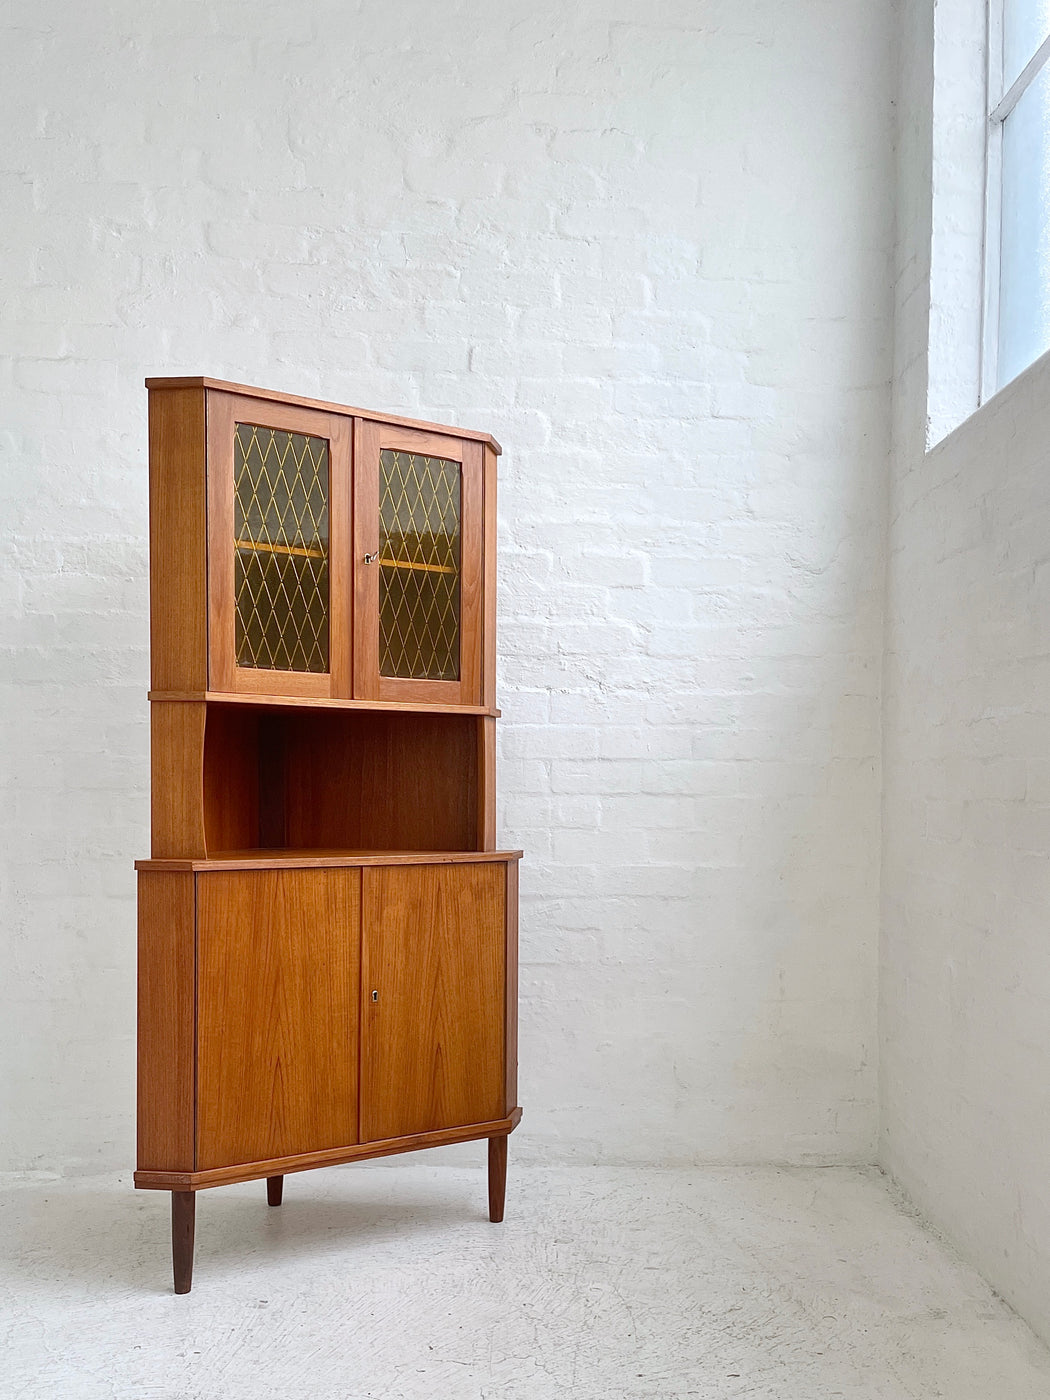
[[371, 989, 379, 1002]]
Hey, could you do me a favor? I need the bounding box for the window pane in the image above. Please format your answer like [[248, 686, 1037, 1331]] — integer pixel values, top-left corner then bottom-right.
[[999, 62, 1050, 388], [1005, 0, 1050, 89]]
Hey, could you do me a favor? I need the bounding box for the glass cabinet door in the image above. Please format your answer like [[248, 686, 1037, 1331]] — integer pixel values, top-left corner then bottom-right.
[[354, 423, 484, 706], [208, 394, 350, 697]]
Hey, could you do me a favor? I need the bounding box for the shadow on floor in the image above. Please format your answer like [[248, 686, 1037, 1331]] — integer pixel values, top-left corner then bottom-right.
[[0, 1169, 492, 1296]]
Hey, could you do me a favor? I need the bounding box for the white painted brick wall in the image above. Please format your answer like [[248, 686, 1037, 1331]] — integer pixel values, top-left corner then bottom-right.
[[1, 0, 895, 1174], [885, 0, 1050, 1344]]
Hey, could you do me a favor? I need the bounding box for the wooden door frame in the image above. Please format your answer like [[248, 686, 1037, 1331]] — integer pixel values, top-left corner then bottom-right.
[[207, 391, 352, 699], [352, 420, 484, 706]]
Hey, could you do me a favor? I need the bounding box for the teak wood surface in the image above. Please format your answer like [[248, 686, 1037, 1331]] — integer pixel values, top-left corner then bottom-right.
[[360, 863, 506, 1141], [136, 851, 522, 872], [278, 709, 480, 853], [149, 691, 499, 717], [149, 388, 208, 692], [134, 1109, 523, 1191], [137, 872, 195, 1171], [153, 702, 501, 861], [481, 445, 498, 711], [196, 868, 361, 1168], [146, 377, 502, 454], [150, 702, 208, 858]]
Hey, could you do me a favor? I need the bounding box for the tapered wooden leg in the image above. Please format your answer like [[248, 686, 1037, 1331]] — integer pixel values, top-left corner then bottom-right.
[[488, 1134, 507, 1223], [266, 1175, 284, 1207], [171, 1191, 195, 1295]]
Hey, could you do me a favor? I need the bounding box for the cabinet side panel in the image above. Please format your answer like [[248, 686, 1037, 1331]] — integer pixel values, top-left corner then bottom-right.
[[361, 863, 505, 1141], [481, 445, 498, 710], [149, 387, 208, 691], [505, 860, 519, 1114], [151, 702, 207, 858], [478, 716, 496, 850], [137, 872, 196, 1172], [196, 868, 360, 1169], [458, 441, 484, 704], [202, 704, 260, 853], [206, 392, 236, 692]]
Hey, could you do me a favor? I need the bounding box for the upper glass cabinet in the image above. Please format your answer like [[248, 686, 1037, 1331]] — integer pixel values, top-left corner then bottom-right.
[[146, 379, 497, 709]]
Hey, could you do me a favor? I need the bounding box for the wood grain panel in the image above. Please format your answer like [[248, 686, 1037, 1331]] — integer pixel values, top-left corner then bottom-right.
[[282, 708, 478, 852], [481, 444, 498, 710], [504, 859, 519, 1116], [145, 377, 502, 453], [361, 863, 505, 1141], [133, 1108, 522, 1190], [352, 416, 382, 701], [196, 868, 360, 1169], [151, 702, 207, 859], [201, 704, 259, 853], [137, 872, 195, 1171], [478, 716, 496, 850], [456, 440, 484, 705], [137, 851, 522, 872], [148, 387, 208, 692]]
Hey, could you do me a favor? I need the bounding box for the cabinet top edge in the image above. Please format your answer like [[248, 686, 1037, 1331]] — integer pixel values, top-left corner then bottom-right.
[[144, 377, 502, 454], [136, 850, 524, 871]]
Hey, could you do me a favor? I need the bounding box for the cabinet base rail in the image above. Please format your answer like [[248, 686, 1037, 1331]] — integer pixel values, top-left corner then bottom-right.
[[135, 1108, 522, 1192]]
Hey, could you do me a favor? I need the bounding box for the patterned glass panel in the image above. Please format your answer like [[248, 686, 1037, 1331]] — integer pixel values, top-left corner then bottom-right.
[[379, 449, 461, 681], [234, 424, 330, 673]]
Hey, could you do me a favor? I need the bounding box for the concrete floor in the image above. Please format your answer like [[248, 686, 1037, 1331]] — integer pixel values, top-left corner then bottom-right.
[[2, 1162, 1049, 1399]]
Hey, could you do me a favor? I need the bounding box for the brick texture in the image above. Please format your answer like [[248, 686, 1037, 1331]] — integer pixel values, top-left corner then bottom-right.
[[0, 0, 895, 1172]]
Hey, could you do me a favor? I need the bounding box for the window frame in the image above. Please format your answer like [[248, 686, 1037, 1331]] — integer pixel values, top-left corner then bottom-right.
[[982, 0, 1050, 397]]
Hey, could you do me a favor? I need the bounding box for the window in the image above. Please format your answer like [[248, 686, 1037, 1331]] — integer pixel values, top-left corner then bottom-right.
[[986, 0, 1050, 391]]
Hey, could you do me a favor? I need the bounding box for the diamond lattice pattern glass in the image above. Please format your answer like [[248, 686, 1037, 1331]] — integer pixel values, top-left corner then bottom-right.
[[379, 450, 461, 681], [234, 424, 330, 673]]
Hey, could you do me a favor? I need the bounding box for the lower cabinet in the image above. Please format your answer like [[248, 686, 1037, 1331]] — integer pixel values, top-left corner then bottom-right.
[[185, 859, 512, 1173], [136, 853, 520, 1292]]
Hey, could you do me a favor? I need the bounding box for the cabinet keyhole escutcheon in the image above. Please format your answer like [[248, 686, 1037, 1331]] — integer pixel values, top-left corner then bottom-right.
[[371, 989, 379, 1002]]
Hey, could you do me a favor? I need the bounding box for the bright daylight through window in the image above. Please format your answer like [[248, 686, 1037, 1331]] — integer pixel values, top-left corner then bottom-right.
[[990, 0, 1050, 389]]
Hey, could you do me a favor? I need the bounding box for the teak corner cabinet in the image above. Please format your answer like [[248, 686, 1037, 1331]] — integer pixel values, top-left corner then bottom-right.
[[135, 377, 521, 1293]]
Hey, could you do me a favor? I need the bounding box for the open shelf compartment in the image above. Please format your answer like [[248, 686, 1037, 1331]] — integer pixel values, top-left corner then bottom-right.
[[202, 703, 484, 857]]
